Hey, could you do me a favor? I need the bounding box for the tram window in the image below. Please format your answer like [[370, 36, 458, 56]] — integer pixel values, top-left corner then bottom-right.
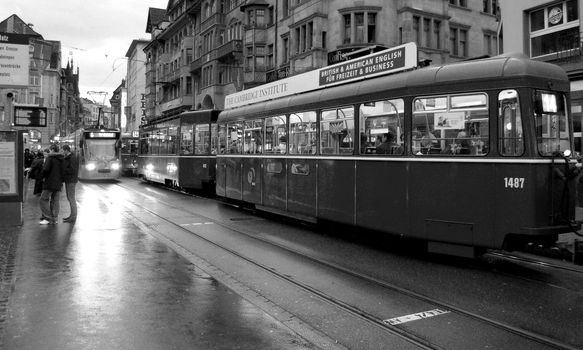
[[167, 124, 178, 155], [210, 124, 218, 155], [289, 111, 316, 155], [218, 124, 227, 154], [139, 133, 149, 155], [243, 119, 264, 154], [265, 115, 287, 154], [227, 122, 243, 154], [320, 106, 354, 155], [413, 93, 489, 156], [360, 99, 404, 155], [534, 90, 570, 156], [150, 129, 164, 155], [180, 122, 194, 155], [498, 89, 524, 156], [194, 124, 211, 154]]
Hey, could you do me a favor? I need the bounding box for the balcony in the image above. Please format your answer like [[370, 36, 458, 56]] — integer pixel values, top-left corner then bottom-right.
[[216, 40, 243, 61], [159, 95, 194, 113], [244, 71, 267, 85], [201, 13, 226, 33], [190, 50, 217, 72]]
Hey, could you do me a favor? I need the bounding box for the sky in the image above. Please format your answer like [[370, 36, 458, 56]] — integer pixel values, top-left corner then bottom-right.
[[0, 0, 168, 104]]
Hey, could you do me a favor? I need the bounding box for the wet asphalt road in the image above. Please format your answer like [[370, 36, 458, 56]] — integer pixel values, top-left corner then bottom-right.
[[0, 180, 317, 350]]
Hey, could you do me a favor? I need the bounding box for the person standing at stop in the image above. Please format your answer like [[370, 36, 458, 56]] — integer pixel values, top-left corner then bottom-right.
[[61, 144, 79, 223], [39, 144, 64, 225]]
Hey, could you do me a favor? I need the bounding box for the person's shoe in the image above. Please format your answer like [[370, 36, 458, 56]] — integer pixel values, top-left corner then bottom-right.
[[39, 219, 50, 225], [63, 217, 70, 221]]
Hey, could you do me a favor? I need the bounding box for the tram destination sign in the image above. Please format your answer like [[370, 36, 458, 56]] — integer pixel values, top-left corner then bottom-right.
[[224, 42, 417, 109]]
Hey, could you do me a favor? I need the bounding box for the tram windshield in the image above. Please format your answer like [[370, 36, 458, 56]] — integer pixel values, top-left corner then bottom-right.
[[85, 139, 118, 161], [534, 91, 571, 156]]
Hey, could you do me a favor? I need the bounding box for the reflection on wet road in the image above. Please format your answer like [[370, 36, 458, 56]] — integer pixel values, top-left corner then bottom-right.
[[0, 182, 314, 349]]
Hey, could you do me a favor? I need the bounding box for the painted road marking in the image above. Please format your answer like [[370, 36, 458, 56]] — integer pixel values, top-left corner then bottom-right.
[[383, 309, 450, 326], [180, 222, 214, 226]]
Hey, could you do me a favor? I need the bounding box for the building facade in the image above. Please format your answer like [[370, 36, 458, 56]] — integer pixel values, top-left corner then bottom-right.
[[499, 0, 583, 153], [143, 0, 499, 123], [110, 80, 126, 130], [125, 40, 149, 134], [0, 15, 76, 150]]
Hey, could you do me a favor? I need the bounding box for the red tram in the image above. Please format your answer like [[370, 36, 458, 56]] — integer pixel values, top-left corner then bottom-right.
[[138, 109, 219, 191], [215, 48, 581, 257]]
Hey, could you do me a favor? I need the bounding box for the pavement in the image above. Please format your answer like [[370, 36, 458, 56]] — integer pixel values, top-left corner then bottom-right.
[[0, 180, 318, 350]]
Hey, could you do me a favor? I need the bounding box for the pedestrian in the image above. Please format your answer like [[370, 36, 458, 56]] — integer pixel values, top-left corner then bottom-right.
[[61, 144, 79, 223], [28, 149, 47, 196], [39, 144, 64, 225], [23, 148, 34, 176]]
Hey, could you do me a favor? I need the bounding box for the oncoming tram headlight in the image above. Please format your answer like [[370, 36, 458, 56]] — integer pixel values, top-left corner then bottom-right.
[[111, 162, 120, 170], [145, 163, 154, 171], [85, 163, 96, 171]]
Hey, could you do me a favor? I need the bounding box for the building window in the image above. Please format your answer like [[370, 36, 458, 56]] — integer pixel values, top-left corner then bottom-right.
[[414, 15, 441, 50], [344, 14, 351, 44], [483, 0, 498, 15], [450, 0, 467, 7], [283, 36, 289, 62], [483, 32, 497, 56], [342, 10, 377, 45], [267, 44, 274, 69], [529, 0, 579, 57], [450, 27, 468, 57]]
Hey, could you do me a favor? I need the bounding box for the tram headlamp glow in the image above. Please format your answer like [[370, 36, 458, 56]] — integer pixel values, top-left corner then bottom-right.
[[563, 149, 572, 158], [111, 162, 120, 170], [146, 164, 154, 171], [167, 163, 178, 173], [85, 163, 96, 171]]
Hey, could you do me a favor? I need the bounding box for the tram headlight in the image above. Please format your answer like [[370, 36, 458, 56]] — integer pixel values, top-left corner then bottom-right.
[[145, 164, 154, 171], [111, 162, 120, 171], [167, 163, 177, 173], [563, 149, 572, 158], [85, 163, 96, 171]]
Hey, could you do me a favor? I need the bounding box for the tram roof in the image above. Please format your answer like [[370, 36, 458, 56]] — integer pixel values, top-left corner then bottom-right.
[[219, 53, 568, 121]]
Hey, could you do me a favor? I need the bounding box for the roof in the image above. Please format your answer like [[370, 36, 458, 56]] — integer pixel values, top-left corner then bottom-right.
[[0, 14, 43, 37], [146, 8, 167, 34]]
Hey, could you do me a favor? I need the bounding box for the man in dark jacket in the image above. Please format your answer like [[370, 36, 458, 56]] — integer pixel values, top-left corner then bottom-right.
[[39, 144, 64, 225], [61, 144, 79, 223]]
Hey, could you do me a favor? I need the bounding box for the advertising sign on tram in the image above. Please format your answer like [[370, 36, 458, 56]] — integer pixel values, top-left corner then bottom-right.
[[224, 42, 418, 109]]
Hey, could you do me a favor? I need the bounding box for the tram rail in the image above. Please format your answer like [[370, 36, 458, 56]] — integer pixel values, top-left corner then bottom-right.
[[95, 179, 580, 350]]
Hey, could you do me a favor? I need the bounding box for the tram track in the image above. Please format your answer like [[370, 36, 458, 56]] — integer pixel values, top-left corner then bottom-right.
[[484, 251, 583, 275], [97, 180, 580, 350]]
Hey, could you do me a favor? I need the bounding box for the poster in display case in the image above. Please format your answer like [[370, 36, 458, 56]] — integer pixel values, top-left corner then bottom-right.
[[0, 131, 17, 196]]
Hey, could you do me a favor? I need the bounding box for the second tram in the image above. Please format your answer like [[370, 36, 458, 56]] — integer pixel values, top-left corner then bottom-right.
[[214, 49, 581, 256], [138, 109, 220, 191], [120, 133, 139, 176]]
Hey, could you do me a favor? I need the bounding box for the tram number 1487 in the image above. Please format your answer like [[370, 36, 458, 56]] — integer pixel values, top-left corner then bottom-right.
[[504, 177, 525, 189]]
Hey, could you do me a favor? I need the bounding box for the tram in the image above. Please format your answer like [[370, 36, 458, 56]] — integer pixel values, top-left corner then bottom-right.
[[120, 132, 139, 176], [62, 127, 122, 180], [138, 109, 220, 191], [215, 43, 581, 257]]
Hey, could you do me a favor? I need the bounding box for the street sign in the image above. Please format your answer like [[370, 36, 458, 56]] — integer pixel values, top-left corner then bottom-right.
[[0, 33, 30, 88]]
